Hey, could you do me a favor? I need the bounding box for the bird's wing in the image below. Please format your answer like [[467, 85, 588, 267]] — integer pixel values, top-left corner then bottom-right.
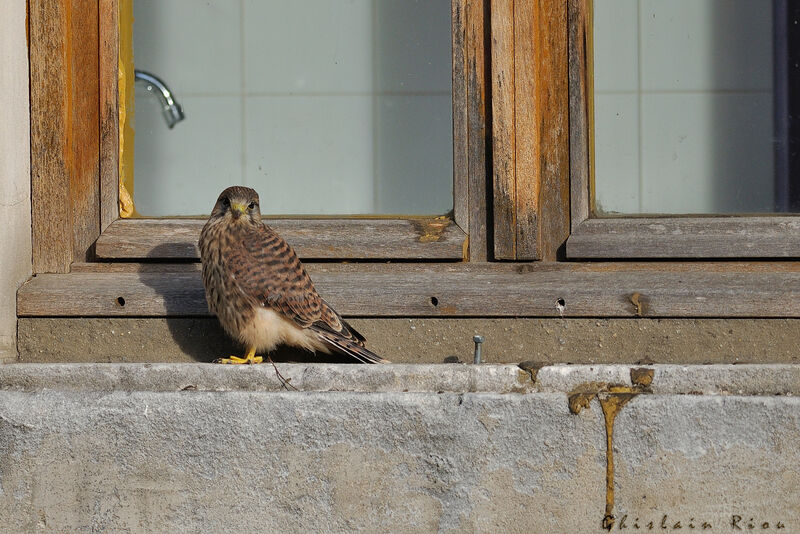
[[224, 223, 323, 328]]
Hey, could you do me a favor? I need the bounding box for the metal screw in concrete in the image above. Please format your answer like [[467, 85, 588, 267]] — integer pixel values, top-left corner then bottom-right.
[[473, 335, 484, 364]]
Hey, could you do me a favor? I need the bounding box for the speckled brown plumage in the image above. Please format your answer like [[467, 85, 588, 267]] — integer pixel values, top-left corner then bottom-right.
[[198, 186, 387, 364]]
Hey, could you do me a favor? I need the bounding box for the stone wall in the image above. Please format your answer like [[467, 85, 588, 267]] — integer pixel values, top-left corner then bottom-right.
[[0, 363, 796, 532], [0, 0, 32, 362]]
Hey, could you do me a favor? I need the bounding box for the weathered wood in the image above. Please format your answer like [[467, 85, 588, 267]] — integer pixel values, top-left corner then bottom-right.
[[19, 264, 800, 317], [68, 261, 800, 275], [71, 262, 202, 273], [465, 0, 489, 261], [529, 0, 569, 261], [568, 217, 800, 258], [69, 0, 101, 260], [511, 0, 540, 259], [452, 0, 469, 237], [568, 0, 592, 231], [29, 0, 72, 273], [99, 0, 120, 231], [490, 0, 517, 259], [95, 218, 468, 260], [29, 0, 100, 273], [490, 1, 568, 261]]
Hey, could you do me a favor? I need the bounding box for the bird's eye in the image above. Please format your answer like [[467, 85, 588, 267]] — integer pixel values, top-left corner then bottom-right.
[[221, 197, 230, 207], [248, 202, 256, 210]]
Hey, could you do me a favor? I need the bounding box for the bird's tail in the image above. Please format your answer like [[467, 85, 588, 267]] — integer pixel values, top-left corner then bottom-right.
[[312, 328, 390, 364]]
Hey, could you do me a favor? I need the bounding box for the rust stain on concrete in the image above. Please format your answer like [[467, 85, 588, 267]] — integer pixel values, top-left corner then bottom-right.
[[567, 381, 649, 530], [517, 361, 543, 384], [567, 381, 607, 415], [630, 367, 654, 388]]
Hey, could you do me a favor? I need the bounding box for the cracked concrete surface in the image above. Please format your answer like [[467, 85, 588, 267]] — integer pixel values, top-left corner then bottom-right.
[[0, 363, 797, 532]]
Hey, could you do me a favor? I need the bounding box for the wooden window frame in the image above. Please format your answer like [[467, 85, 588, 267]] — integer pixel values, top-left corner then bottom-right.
[[564, 0, 800, 260], [489, 0, 570, 261], [21, 0, 800, 322], [32, 0, 486, 270]]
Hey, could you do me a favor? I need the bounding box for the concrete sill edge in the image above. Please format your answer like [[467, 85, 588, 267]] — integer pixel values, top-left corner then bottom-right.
[[0, 362, 797, 396]]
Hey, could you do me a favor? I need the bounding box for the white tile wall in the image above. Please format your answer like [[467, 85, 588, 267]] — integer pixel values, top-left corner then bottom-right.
[[593, 94, 639, 214], [243, 0, 372, 94], [133, 0, 453, 216], [134, 92, 243, 216], [376, 95, 453, 214], [640, 93, 773, 213], [593, 0, 775, 214], [133, 0, 241, 94], [245, 96, 374, 214], [375, 1, 453, 93], [593, 0, 638, 93], [640, 0, 773, 92]]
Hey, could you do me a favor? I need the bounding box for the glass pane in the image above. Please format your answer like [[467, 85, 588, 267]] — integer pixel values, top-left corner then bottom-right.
[[593, 0, 800, 215], [130, 0, 453, 216]]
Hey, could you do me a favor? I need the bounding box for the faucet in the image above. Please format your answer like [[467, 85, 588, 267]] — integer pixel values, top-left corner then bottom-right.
[[134, 69, 185, 128]]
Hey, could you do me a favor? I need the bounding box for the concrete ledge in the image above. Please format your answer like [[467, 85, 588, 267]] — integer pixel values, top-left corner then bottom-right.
[[0, 362, 798, 395], [0, 363, 797, 532]]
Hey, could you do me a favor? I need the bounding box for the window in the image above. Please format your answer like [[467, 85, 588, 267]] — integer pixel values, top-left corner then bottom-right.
[[20, 0, 800, 323], [567, 0, 800, 258], [99, 0, 487, 265], [27, 0, 491, 272]]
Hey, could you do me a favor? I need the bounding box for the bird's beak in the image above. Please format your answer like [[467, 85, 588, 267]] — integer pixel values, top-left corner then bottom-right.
[[230, 203, 247, 219]]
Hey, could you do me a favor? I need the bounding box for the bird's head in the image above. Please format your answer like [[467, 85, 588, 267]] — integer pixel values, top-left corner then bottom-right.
[[210, 186, 262, 224]]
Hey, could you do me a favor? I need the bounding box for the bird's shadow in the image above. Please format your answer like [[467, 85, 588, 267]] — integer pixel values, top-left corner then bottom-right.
[[139, 243, 358, 364]]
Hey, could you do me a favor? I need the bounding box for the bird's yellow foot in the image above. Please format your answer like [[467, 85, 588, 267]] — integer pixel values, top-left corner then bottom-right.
[[213, 347, 262, 364], [213, 355, 263, 364]]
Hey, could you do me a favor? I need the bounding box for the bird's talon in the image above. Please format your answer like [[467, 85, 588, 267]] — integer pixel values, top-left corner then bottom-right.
[[213, 354, 263, 365]]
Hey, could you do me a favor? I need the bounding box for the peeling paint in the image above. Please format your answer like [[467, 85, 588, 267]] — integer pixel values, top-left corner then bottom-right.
[[411, 216, 452, 243], [630, 292, 645, 316], [118, 0, 136, 218]]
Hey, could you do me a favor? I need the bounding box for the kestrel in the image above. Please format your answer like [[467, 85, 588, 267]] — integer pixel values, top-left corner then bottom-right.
[[198, 186, 388, 364]]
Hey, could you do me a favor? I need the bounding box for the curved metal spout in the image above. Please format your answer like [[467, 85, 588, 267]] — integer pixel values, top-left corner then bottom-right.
[[134, 69, 185, 128]]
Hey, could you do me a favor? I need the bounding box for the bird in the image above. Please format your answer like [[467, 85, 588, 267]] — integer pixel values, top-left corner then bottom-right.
[[198, 186, 388, 365]]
